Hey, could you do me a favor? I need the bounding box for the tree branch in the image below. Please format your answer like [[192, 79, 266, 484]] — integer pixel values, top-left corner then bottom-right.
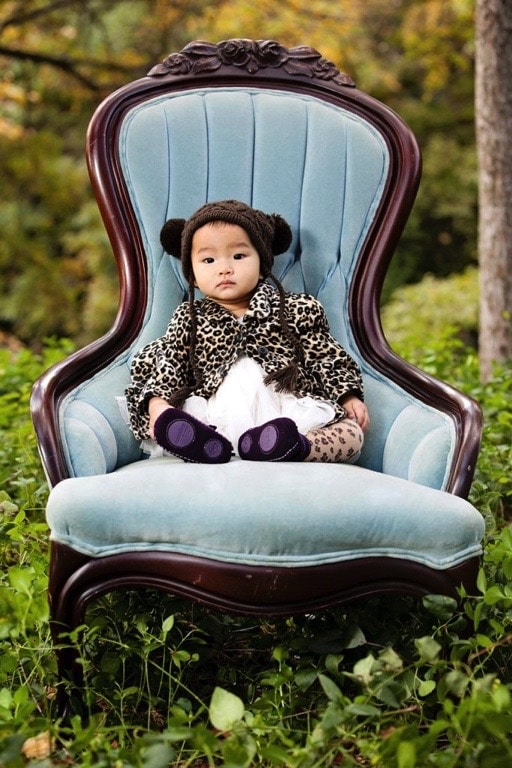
[[0, 0, 80, 32], [0, 44, 100, 90], [0, 44, 142, 91]]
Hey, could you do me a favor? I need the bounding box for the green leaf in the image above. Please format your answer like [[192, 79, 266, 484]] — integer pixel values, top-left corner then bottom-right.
[[162, 615, 175, 633], [141, 742, 175, 768], [318, 674, 343, 702], [418, 679, 436, 697], [422, 594, 458, 619], [415, 636, 442, 662], [444, 670, 469, 698], [272, 646, 288, 662], [377, 680, 409, 708], [476, 633, 494, 647], [163, 726, 193, 742], [325, 653, 344, 676], [260, 744, 295, 763], [472, 599, 483, 631], [7, 566, 33, 594], [13, 685, 29, 705], [483, 585, 506, 605], [343, 623, 366, 649], [0, 688, 13, 710], [345, 702, 380, 717], [222, 732, 256, 768], [294, 668, 318, 691], [209, 687, 245, 732], [0, 498, 18, 515], [397, 740, 416, 768], [0, 655, 17, 674], [100, 652, 121, 674], [476, 567, 487, 594], [118, 686, 140, 698], [379, 647, 403, 673], [491, 682, 511, 711], [351, 654, 376, 686]]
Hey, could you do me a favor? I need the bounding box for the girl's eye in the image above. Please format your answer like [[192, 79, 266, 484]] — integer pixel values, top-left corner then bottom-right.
[[202, 257, 215, 264], [233, 252, 246, 260]]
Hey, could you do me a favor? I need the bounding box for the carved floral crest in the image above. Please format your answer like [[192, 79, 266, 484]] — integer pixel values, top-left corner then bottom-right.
[[148, 39, 355, 87]]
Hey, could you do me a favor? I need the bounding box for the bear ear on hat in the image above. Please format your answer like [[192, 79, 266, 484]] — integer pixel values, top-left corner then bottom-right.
[[160, 218, 186, 258], [271, 214, 293, 255]]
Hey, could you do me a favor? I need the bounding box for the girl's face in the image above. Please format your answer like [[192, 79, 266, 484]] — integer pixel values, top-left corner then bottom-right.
[[191, 222, 262, 316]]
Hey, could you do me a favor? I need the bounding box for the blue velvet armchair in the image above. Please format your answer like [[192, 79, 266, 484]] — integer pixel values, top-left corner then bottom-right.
[[30, 39, 485, 717]]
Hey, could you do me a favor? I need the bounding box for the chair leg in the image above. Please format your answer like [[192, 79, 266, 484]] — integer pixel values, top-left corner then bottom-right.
[[48, 542, 93, 721]]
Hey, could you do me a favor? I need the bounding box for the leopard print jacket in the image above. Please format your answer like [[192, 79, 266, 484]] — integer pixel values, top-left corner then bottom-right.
[[125, 282, 364, 440]]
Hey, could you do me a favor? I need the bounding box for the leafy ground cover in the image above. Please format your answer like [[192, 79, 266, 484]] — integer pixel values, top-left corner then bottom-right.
[[0, 301, 511, 766]]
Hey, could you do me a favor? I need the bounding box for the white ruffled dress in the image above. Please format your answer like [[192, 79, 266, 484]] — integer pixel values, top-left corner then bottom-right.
[[142, 355, 336, 458]]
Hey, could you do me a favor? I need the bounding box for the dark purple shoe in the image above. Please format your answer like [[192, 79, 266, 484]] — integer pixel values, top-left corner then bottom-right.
[[154, 409, 233, 464], [238, 417, 311, 462]]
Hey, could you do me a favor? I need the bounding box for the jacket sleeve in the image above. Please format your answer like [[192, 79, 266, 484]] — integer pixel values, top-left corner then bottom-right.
[[125, 303, 192, 440], [291, 295, 364, 410]]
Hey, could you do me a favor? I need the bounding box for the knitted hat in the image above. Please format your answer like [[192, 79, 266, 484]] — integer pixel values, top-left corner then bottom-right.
[[160, 199, 292, 282]]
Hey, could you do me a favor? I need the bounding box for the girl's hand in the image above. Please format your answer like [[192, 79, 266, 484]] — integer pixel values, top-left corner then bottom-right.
[[343, 396, 370, 432], [148, 396, 172, 438]]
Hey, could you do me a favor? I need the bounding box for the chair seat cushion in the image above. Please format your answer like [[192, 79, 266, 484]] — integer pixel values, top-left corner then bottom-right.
[[46, 458, 484, 569]]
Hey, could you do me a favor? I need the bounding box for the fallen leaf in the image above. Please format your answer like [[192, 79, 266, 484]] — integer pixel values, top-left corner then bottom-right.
[[22, 731, 55, 759]]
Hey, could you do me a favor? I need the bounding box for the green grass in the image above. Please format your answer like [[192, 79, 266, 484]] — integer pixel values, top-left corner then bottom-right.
[[0, 297, 511, 766]]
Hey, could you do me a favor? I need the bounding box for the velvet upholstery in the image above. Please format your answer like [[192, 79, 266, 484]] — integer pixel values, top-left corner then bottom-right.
[[47, 458, 482, 569]]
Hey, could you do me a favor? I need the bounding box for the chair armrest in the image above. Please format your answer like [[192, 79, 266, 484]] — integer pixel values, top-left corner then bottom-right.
[[59, 363, 141, 478], [382, 404, 454, 489], [360, 376, 456, 491]]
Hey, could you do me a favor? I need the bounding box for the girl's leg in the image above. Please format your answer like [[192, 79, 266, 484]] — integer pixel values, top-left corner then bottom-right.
[[305, 419, 364, 463]]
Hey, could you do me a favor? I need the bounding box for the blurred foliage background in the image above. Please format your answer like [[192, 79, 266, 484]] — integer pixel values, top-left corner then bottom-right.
[[1, 0, 477, 348]]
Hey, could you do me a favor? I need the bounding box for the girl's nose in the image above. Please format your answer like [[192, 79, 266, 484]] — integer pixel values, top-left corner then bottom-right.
[[219, 261, 233, 274]]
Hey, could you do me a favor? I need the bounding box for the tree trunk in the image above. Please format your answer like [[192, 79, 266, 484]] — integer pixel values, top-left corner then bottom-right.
[[475, 0, 512, 381]]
